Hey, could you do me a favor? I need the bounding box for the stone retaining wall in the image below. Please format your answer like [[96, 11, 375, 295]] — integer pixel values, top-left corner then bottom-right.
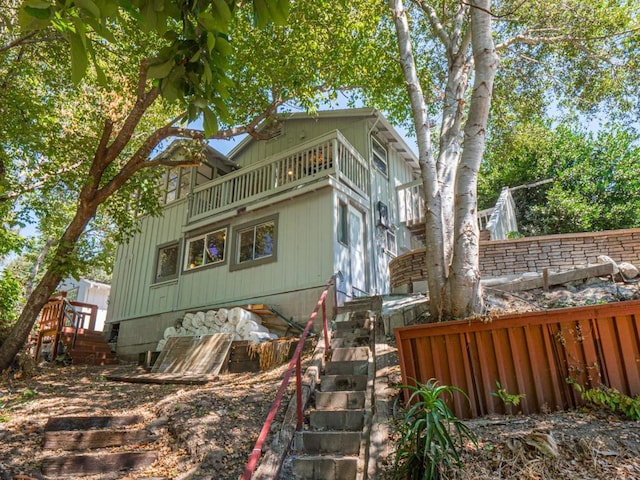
[[390, 228, 640, 291]]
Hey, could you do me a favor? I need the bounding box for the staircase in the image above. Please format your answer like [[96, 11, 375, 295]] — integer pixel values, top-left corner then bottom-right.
[[34, 295, 118, 366], [291, 309, 374, 480], [41, 414, 160, 477], [60, 327, 119, 365]]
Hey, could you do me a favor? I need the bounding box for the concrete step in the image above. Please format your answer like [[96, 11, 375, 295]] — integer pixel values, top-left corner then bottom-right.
[[321, 375, 367, 392], [293, 455, 358, 480], [334, 317, 370, 331], [331, 347, 369, 361], [294, 431, 361, 455], [325, 360, 367, 376], [332, 327, 369, 339], [309, 409, 364, 431], [315, 391, 365, 410], [331, 336, 369, 348]]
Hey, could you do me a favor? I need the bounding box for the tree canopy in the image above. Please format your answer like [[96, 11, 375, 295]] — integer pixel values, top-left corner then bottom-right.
[[0, 0, 388, 369], [373, 0, 640, 319], [480, 121, 640, 235]]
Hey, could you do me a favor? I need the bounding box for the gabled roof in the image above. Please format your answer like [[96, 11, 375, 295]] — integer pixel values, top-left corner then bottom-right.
[[155, 139, 239, 171], [227, 108, 419, 170]]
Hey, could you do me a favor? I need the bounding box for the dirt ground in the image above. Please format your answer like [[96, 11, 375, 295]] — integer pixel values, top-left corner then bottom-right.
[[2, 354, 640, 480], [3, 278, 640, 479], [0, 362, 293, 480]]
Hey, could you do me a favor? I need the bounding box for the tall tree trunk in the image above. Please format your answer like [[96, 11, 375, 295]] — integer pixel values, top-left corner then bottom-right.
[[449, 0, 498, 316], [0, 204, 97, 370], [390, 0, 449, 318]]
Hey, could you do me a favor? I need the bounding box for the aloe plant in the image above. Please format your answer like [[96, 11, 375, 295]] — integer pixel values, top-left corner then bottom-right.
[[393, 379, 477, 480]]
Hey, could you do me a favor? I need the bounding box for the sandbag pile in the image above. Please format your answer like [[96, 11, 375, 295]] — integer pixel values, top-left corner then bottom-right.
[[156, 307, 278, 351]]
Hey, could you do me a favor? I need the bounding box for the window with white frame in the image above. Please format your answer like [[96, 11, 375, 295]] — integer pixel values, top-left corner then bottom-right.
[[371, 137, 388, 176], [385, 230, 397, 256], [230, 215, 278, 271], [184, 228, 227, 270], [154, 242, 179, 282]]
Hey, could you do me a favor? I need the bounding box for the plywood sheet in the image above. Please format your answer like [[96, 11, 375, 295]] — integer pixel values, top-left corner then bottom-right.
[[151, 333, 233, 375]]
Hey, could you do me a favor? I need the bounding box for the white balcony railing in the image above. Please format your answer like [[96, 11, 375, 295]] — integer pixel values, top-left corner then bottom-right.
[[188, 130, 369, 223], [396, 181, 517, 240]]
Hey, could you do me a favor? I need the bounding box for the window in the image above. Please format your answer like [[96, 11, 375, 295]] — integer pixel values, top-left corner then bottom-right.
[[337, 201, 348, 246], [155, 242, 179, 282], [385, 230, 397, 256], [160, 167, 191, 205], [371, 137, 388, 176], [230, 215, 278, 271], [184, 228, 227, 270]]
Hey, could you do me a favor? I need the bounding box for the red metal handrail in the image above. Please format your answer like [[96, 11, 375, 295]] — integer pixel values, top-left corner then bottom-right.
[[241, 274, 337, 479]]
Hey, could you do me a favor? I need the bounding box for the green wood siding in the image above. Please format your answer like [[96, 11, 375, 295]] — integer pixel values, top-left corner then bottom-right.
[[108, 190, 334, 322]]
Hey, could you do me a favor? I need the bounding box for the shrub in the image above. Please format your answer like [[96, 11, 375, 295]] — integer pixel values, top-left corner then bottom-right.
[[393, 378, 477, 480]]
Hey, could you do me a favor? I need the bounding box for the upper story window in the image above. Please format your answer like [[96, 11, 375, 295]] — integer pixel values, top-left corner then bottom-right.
[[230, 215, 278, 271], [160, 167, 190, 205], [184, 228, 227, 270], [371, 137, 388, 176], [155, 242, 179, 283], [159, 163, 217, 205]]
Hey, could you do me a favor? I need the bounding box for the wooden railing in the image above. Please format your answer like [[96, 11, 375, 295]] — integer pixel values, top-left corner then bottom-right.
[[396, 179, 424, 227], [188, 131, 369, 223], [34, 295, 99, 361], [396, 180, 516, 240], [241, 275, 337, 479], [395, 300, 640, 418]]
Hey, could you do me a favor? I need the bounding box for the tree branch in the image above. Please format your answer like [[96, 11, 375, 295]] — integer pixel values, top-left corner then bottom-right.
[[92, 96, 285, 205], [0, 31, 37, 53], [0, 161, 84, 203], [414, 0, 450, 48], [450, 2, 469, 54]]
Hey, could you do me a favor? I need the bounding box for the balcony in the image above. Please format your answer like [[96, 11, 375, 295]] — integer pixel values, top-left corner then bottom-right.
[[188, 130, 369, 224], [396, 181, 517, 243]]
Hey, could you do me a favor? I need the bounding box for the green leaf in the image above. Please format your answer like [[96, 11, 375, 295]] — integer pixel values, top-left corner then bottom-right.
[[265, 0, 286, 25], [23, 0, 51, 9], [252, 0, 269, 28], [72, 17, 86, 44], [87, 42, 107, 86], [74, 0, 100, 18], [189, 49, 201, 63], [214, 35, 231, 56], [206, 31, 216, 53], [202, 106, 218, 137], [147, 58, 174, 79], [212, 0, 231, 24], [197, 12, 218, 32], [69, 33, 88, 84], [161, 77, 180, 102], [23, 5, 52, 20], [140, 0, 157, 31]]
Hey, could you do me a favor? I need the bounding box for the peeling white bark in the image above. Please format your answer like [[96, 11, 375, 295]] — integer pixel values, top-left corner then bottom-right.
[[390, 0, 497, 319], [450, 0, 498, 316]]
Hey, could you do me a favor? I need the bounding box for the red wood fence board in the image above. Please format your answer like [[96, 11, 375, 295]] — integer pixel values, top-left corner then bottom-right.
[[395, 299, 640, 418]]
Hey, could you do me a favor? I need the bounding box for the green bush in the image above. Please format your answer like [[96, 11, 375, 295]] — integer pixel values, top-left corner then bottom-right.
[[393, 379, 477, 480], [571, 381, 640, 421]]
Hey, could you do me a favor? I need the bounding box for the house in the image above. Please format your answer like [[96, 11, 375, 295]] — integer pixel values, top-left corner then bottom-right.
[[57, 278, 111, 331], [106, 108, 420, 359]]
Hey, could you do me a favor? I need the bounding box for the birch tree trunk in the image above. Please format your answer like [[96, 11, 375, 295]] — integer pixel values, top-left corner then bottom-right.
[[390, 0, 497, 319], [449, 0, 498, 317], [390, 0, 448, 318]]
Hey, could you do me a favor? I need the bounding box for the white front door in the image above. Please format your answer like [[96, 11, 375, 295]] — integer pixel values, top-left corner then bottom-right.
[[348, 206, 367, 297]]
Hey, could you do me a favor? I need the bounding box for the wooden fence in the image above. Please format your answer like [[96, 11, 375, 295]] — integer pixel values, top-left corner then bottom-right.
[[395, 300, 640, 418]]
